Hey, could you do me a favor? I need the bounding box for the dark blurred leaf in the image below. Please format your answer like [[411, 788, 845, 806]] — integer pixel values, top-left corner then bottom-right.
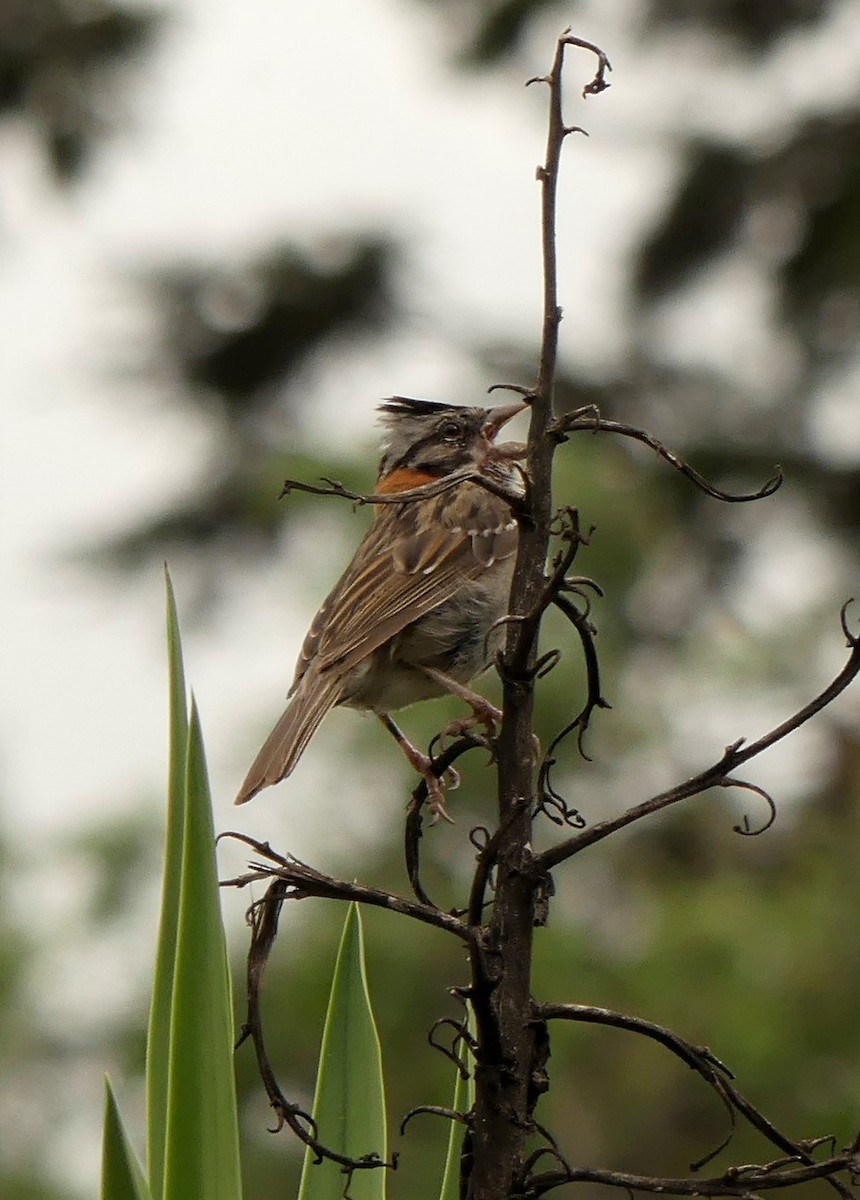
[[151, 239, 395, 413], [85, 236, 396, 580], [461, 0, 561, 65], [634, 143, 752, 297], [415, 0, 834, 64], [772, 114, 860, 355], [0, 0, 160, 181], [636, 110, 860, 360], [643, 0, 835, 51], [410, 0, 578, 67]]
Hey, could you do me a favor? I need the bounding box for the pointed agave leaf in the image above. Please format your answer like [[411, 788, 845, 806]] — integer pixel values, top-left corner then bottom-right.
[[146, 568, 189, 1198], [102, 1077, 152, 1200], [438, 1004, 476, 1200], [162, 699, 242, 1200], [298, 903, 388, 1200]]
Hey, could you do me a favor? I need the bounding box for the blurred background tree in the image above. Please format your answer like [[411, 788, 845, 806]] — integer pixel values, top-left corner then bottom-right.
[[1, 1, 858, 1198]]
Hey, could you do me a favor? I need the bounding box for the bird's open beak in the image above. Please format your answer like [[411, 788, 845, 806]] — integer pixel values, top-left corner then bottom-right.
[[481, 400, 528, 441], [481, 400, 528, 461]]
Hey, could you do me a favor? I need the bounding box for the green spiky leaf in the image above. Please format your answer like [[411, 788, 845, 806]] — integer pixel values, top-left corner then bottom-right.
[[101, 1077, 151, 1200], [298, 903, 388, 1200], [161, 698, 242, 1200], [146, 568, 189, 1197]]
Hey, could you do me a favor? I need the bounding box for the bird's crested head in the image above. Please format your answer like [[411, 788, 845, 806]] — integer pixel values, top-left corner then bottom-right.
[[377, 396, 526, 481]]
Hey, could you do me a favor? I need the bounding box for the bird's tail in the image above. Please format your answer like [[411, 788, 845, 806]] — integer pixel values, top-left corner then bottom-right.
[[235, 673, 341, 805]]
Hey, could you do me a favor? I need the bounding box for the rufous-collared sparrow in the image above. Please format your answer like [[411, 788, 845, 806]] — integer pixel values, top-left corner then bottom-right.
[[236, 396, 526, 817]]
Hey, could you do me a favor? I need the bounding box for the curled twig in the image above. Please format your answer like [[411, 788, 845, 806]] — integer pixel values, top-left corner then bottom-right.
[[538, 1003, 738, 1170], [521, 1144, 575, 1187], [535, 591, 610, 826], [428, 1015, 478, 1079], [400, 1105, 471, 1136], [487, 382, 536, 401], [469, 825, 491, 853], [404, 733, 487, 908], [466, 798, 532, 926], [533, 648, 562, 679], [563, 32, 612, 97], [534, 1009, 855, 1199], [553, 412, 783, 503], [722, 777, 778, 837], [531, 507, 594, 628]]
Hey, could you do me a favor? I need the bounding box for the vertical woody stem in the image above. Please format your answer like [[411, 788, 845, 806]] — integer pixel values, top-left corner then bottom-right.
[[467, 33, 610, 1200]]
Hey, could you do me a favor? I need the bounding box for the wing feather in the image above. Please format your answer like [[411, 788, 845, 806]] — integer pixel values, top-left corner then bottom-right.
[[301, 483, 517, 680]]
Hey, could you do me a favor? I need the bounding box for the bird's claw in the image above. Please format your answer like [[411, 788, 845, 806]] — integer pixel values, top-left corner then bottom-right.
[[426, 773, 456, 825]]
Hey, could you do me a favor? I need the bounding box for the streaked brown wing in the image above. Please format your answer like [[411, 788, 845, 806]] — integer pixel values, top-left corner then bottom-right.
[[292, 483, 517, 686]]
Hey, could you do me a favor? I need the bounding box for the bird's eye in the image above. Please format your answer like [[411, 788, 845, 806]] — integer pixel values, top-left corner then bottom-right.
[[440, 420, 462, 440]]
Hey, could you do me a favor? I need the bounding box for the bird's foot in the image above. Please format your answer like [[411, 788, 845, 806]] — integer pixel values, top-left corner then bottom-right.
[[406, 747, 457, 824], [419, 666, 504, 745], [441, 697, 503, 743], [378, 712, 457, 824]]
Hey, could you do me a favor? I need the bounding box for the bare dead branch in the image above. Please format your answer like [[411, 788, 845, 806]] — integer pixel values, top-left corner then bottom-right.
[[538, 614, 860, 871], [455, 34, 614, 1200], [522, 1153, 859, 1199], [220, 832, 477, 947], [228, 21, 860, 1198], [537, 1004, 856, 1199]]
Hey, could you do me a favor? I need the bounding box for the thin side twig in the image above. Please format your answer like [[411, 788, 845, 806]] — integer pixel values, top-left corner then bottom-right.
[[553, 412, 783, 503], [279, 467, 529, 517], [539, 608, 860, 870], [220, 833, 477, 946]]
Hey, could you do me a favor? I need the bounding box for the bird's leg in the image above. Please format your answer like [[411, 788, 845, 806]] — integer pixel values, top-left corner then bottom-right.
[[421, 666, 541, 758], [378, 712, 457, 824], [419, 666, 503, 740]]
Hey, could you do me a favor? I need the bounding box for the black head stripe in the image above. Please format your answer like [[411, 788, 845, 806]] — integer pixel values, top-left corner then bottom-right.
[[378, 396, 464, 417]]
